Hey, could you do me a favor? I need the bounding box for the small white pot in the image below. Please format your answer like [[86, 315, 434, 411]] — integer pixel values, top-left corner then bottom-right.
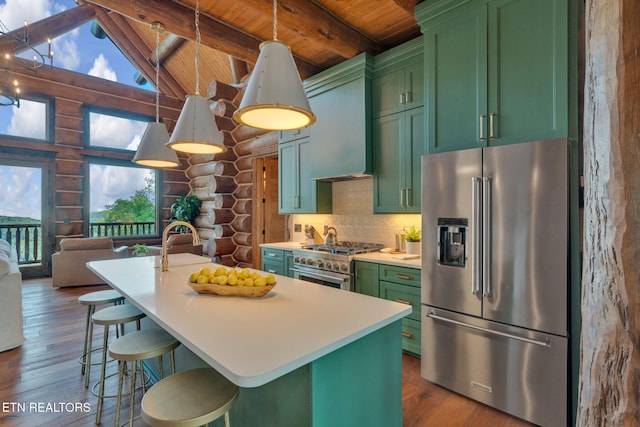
[[405, 240, 421, 256]]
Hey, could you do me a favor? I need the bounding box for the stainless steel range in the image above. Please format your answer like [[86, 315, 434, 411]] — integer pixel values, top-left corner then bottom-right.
[[291, 242, 383, 291]]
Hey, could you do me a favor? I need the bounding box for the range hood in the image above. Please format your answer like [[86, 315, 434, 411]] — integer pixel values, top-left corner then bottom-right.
[[305, 53, 373, 181]]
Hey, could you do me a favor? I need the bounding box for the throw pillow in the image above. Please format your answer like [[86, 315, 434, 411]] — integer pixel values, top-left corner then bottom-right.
[[0, 251, 10, 278], [0, 239, 10, 257]]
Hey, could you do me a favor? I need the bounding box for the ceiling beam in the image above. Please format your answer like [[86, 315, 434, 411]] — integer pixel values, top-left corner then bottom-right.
[[234, 0, 385, 58], [81, 0, 321, 79], [93, 7, 185, 98], [152, 33, 186, 66], [392, 0, 421, 15], [0, 4, 96, 55]]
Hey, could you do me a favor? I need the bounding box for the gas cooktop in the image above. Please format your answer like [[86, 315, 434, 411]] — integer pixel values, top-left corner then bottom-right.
[[300, 241, 384, 256]]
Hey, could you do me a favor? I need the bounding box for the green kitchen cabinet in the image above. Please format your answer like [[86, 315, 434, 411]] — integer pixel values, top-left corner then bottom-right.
[[373, 107, 424, 213], [354, 260, 422, 356], [261, 247, 294, 278], [354, 261, 380, 297], [372, 37, 423, 118], [278, 137, 331, 214], [416, 0, 569, 153]]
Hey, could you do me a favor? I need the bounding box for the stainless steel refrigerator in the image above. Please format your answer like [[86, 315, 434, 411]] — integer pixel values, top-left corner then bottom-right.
[[421, 139, 568, 427]]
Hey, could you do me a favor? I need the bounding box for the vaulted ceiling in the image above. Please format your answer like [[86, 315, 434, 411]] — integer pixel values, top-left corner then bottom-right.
[[73, 0, 423, 99]]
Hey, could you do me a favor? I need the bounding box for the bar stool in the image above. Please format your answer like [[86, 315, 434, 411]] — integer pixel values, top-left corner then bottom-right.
[[77, 289, 124, 381], [141, 368, 239, 427], [91, 304, 146, 424], [108, 328, 181, 427]]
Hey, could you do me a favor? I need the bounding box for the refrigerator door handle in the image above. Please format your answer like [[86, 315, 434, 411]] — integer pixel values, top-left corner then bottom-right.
[[426, 312, 551, 348], [482, 176, 492, 297], [471, 177, 481, 295]]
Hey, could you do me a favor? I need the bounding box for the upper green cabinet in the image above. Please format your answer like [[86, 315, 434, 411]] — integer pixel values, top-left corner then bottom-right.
[[372, 61, 424, 117], [416, 0, 569, 153], [373, 107, 424, 213], [372, 36, 424, 118], [279, 136, 331, 214]]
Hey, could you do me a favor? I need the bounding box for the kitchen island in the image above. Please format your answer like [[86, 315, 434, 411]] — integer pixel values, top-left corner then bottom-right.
[[88, 254, 411, 427]]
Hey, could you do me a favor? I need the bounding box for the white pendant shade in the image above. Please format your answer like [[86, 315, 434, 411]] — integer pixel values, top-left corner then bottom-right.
[[233, 40, 316, 131], [133, 122, 180, 168], [168, 94, 226, 154]]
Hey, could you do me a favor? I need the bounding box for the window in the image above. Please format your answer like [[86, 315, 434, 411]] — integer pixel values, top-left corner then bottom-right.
[[86, 108, 151, 151], [0, 98, 50, 141], [87, 161, 160, 238]]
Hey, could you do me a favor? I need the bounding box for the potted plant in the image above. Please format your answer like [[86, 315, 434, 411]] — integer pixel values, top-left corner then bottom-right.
[[402, 225, 421, 255], [132, 243, 150, 257], [170, 188, 202, 232]]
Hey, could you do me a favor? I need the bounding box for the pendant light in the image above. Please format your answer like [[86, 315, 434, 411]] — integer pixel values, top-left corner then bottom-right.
[[133, 23, 180, 168], [167, 0, 226, 154], [232, 0, 316, 130]]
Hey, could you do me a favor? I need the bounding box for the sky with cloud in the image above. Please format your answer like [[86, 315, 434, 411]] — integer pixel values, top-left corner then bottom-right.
[[1, 0, 157, 220]]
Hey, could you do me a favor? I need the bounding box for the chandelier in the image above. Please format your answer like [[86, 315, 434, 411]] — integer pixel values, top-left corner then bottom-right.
[[1, 19, 54, 107]]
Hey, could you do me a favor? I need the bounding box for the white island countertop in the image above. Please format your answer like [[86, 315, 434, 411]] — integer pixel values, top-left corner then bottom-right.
[[88, 254, 411, 388]]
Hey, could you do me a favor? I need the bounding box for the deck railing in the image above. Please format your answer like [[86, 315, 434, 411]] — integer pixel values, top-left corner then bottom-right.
[[0, 224, 42, 265], [0, 222, 156, 265], [89, 222, 156, 237]]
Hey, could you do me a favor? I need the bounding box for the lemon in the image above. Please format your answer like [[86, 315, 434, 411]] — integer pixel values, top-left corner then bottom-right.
[[199, 267, 212, 277], [239, 268, 250, 279], [215, 267, 227, 276], [265, 274, 276, 285], [217, 275, 228, 286], [237, 279, 245, 286], [208, 275, 218, 284], [189, 272, 199, 283], [227, 274, 238, 286], [254, 277, 267, 287], [250, 272, 260, 281], [196, 275, 209, 284], [228, 269, 238, 276], [244, 278, 254, 287]]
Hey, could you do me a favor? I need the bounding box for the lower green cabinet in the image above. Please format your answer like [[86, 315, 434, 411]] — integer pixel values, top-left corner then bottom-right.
[[261, 248, 294, 278], [354, 260, 422, 356], [354, 261, 380, 297]]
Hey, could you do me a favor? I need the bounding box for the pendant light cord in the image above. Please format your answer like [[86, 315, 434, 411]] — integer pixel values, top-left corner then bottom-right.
[[273, 0, 278, 40], [155, 28, 160, 123], [195, 0, 201, 95]]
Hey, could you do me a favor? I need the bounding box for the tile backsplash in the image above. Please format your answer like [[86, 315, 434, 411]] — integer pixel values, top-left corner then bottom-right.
[[290, 177, 421, 249]]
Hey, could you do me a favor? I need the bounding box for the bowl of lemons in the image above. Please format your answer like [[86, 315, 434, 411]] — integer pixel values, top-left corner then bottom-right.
[[187, 266, 276, 297]]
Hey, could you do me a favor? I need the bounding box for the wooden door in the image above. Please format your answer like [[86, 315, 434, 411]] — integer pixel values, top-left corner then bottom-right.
[[255, 156, 285, 269]]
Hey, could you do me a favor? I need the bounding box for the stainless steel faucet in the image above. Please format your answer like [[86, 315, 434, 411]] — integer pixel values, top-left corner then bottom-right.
[[161, 221, 201, 271]]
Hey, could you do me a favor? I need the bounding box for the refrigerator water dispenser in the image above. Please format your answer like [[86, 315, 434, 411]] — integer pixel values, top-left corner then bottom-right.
[[437, 218, 467, 267]]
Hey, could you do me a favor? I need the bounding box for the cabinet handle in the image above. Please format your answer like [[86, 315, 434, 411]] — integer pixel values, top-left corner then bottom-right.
[[396, 298, 412, 305], [395, 273, 412, 280], [266, 252, 277, 257], [400, 92, 406, 105], [489, 112, 496, 140], [405, 91, 412, 103], [479, 114, 486, 141], [267, 269, 277, 274], [401, 331, 412, 338], [400, 188, 405, 207], [405, 187, 412, 207]]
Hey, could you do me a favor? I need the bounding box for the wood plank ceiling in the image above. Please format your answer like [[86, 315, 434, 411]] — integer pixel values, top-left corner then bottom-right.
[[76, 0, 422, 100]]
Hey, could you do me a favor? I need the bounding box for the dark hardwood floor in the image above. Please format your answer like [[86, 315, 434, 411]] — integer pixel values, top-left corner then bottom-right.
[[0, 279, 533, 426]]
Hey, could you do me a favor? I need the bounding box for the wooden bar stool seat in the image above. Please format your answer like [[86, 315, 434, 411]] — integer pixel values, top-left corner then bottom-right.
[[109, 328, 181, 427], [141, 367, 239, 427], [77, 289, 124, 380], [91, 304, 146, 424]]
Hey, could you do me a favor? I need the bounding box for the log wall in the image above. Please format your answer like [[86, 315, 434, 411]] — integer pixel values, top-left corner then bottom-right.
[[578, 0, 640, 425]]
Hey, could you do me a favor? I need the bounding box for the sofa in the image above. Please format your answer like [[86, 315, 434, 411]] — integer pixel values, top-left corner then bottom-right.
[[51, 237, 128, 287], [0, 239, 24, 352]]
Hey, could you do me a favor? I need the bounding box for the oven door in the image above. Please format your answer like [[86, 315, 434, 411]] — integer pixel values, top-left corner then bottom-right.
[[291, 266, 352, 291]]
